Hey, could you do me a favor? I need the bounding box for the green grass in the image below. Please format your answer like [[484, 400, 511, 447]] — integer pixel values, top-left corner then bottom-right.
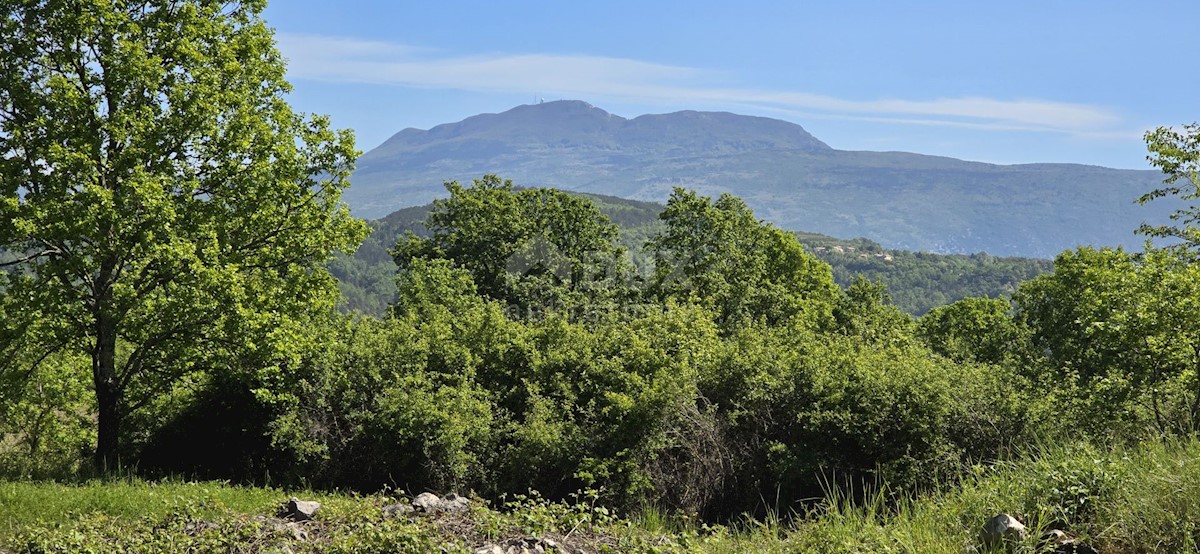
[[778, 438, 1200, 553], [7, 439, 1200, 552], [0, 479, 358, 542]]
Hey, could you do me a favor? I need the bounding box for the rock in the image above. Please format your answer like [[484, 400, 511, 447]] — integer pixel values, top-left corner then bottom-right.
[[503, 546, 539, 554], [412, 492, 442, 512], [411, 491, 471, 514], [494, 537, 563, 553], [472, 538, 558, 554], [440, 492, 471, 513], [1042, 529, 1070, 544], [284, 521, 308, 541], [278, 497, 320, 521], [1040, 529, 1100, 554], [979, 513, 1026, 550], [252, 516, 311, 541], [382, 502, 415, 517], [182, 520, 220, 534]]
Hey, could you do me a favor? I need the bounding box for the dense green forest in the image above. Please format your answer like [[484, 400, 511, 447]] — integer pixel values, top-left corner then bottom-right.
[[4, 1, 1200, 552], [331, 194, 1052, 317]]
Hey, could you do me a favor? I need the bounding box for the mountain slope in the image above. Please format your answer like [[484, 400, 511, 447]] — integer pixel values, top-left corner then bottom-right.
[[345, 100, 1176, 257]]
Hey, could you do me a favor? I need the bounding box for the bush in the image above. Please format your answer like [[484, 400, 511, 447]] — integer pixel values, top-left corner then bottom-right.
[[0, 351, 94, 479]]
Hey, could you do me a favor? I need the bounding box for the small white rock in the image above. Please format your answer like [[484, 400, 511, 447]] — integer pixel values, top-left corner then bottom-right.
[[980, 513, 1026, 550], [280, 497, 320, 521], [411, 492, 442, 512]]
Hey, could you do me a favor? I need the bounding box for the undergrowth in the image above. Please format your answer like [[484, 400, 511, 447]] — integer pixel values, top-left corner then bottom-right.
[[6, 438, 1200, 552]]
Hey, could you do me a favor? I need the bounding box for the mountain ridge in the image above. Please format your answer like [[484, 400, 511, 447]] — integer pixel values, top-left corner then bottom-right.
[[345, 100, 1176, 258]]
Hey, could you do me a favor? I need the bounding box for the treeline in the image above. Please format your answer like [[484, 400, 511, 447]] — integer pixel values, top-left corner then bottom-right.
[[797, 234, 1053, 315], [6, 174, 1199, 524], [331, 194, 1053, 317]]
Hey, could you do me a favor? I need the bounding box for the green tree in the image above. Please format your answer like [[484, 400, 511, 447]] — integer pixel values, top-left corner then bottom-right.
[[0, 350, 94, 478], [917, 296, 1024, 365], [0, 1, 365, 468], [1140, 123, 1200, 256], [1015, 246, 1200, 435], [831, 277, 915, 348], [647, 188, 838, 331], [1135, 249, 1200, 431], [1014, 247, 1140, 381], [394, 175, 629, 317]]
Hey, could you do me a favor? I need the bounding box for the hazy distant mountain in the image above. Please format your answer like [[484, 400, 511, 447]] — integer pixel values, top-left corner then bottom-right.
[[345, 100, 1176, 257]]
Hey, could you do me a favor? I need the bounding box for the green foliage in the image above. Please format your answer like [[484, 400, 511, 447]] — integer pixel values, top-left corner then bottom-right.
[[328, 204, 432, 315], [648, 188, 839, 331], [830, 277, 915, 348], [394, 175, 629, 318], [917, 297, 1026, 365], [0, 0, 366, 468], [337, 198, 1052, 319], [1015, 246, 1200, 438], [1139, 123, 1200, 256], [708, 324, 1041, 509], [1016, 247, 1141, 380], [182, 181, 1051, 519], [0, 351, 94, 478], [286, 313, 506, 491]]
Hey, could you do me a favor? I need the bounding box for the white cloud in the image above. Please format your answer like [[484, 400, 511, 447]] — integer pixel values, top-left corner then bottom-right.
[[275, 33, 1123, 136]]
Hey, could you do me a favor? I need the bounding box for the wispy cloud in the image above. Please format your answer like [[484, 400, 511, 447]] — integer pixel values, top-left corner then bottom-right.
[[276, 33, 1123, 136]]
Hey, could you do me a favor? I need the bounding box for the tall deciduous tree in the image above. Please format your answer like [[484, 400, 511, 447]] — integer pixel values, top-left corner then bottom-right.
[[0, 1, 365, 469]]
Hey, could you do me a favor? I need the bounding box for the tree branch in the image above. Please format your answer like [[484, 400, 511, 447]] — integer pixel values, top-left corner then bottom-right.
[[0, 248, 61, 267]]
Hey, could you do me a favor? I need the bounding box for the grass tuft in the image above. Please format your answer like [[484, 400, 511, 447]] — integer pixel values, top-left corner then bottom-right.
[[8, 439, 1200, 552]]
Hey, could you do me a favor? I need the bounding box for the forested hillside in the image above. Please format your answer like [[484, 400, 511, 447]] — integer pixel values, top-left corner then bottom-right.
[[331, 192, 1051, 316], [795, 233, 1053, 315]]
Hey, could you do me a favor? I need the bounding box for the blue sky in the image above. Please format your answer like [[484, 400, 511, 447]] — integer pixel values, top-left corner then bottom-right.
[[263, 1, 1198, 169]]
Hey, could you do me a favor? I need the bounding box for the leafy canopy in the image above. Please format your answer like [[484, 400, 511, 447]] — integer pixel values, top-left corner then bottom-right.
[[647, 188, 839, 331], [393, 175, 628, 317], [0, 0, 365, 467]]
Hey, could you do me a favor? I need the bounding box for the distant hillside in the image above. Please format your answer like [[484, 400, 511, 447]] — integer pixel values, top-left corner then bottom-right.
[[344, 100, 1177, 258], [794, 232, 1052, 315], [330, 192, 1051, 316]]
